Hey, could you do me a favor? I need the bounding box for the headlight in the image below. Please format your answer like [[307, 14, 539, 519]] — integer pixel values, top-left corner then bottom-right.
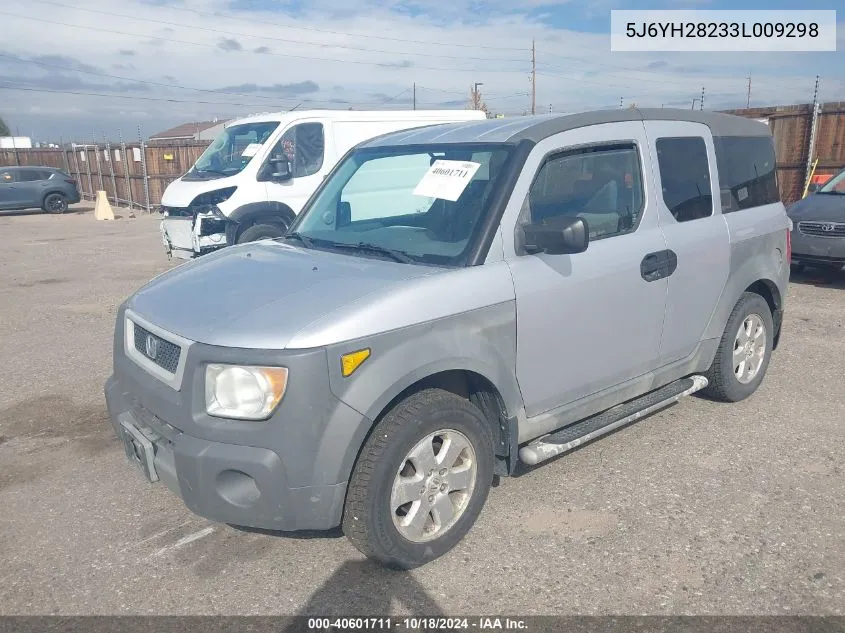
[[205, 364, 288, 420]]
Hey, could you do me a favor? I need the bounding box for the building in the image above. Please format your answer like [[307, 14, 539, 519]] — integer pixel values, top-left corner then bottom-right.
[[148, 120, 227, 144]]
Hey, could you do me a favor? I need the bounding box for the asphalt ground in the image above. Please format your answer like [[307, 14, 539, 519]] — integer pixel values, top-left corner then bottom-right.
[[0, 209, 843, 615]]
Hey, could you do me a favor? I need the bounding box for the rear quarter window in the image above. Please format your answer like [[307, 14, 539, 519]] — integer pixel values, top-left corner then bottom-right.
[[655, 136, 713, 223], [713, 136, 779, 212]]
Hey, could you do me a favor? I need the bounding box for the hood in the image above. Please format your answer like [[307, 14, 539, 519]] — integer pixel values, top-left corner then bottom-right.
[[161, 174, 240, 208], [786, 193, 845, 222], [127, 241, 439, 349]]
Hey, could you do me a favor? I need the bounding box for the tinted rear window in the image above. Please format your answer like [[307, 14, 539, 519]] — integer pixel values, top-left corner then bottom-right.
[[17, 169, 47, 182], [655, 136, 713, 223], [713, 136, 779, 212]]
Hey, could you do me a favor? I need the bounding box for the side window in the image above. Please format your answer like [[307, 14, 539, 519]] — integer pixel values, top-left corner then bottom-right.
[[270, 123, 325, 178], [526, 144, 645, 241], [713, 136, 779, 212], [17, 169, 44, 182], [655, 137, 713, 222]]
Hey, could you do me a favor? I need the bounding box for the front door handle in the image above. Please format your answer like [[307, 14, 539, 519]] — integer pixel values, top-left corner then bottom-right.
[[641, 249, 678, 282]]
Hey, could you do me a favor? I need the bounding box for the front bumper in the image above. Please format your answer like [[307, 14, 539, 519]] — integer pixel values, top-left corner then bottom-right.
[[791, 226, 845, 267], [104, 316, 373, 532]]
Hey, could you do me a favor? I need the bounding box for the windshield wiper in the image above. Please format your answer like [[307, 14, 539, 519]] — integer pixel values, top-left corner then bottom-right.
[[285, 231, 314, 247], [351, 242, 417, 264], [817, 190, 845, 195], [306, 239, 416, 264], [191, 168, 229, 177]]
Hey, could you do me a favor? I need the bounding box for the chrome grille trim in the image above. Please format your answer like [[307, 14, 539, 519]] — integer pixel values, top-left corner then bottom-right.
[[797, 221, 845, 238], [124, 309, 193, 391]]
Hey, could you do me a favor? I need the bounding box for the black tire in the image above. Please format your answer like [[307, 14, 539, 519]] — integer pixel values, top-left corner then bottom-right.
[[703, 292, 774, 403], [342, 388, 495, 569], [43, 193, 68, 214], [236, 222, 286, 244]]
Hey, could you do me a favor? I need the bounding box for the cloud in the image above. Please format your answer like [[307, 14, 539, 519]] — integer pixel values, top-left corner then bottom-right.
[[216, 81, 320, 95], [218, 38, 243, 52], [1, 0, 843, 139], [378, 60, 414, 68], [162, 75, 177, 82], [31, 54, 100, 74], [112, 63, 136, 71]]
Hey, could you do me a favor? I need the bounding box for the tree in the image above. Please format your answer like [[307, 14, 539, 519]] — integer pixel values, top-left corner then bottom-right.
[[0, 117, 10, 137], [468, 86, 490, 118]]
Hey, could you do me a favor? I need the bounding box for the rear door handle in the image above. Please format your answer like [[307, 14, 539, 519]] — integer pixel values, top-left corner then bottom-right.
[[641, 249, 678, 282]]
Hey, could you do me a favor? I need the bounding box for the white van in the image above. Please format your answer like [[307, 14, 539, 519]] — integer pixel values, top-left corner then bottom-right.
[[159, 109, 488, 259]]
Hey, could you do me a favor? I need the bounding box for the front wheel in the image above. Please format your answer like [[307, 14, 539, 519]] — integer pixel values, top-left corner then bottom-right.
[[236, 223, 286, 244], [342, 388, 495, 569], [43, 193, 68, 214], [703, 292, 774, 402]]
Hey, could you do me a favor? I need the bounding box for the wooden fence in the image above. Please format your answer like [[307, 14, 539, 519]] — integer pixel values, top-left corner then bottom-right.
[[721, 101, 845, 203], [2, 103, 844, 208], [0, 141, 210, 210]]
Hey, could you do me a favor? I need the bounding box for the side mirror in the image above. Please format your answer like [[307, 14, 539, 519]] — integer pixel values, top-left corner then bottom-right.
[[270, 156, 292, 182], [521, 216, 589, 255]]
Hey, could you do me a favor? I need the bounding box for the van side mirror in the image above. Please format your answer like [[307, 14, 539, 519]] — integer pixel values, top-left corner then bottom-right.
[[520, 216, 589, 255], [270, 156, 293, 182]]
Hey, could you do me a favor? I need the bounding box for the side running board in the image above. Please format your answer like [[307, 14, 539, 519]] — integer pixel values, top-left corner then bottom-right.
[[519, 375, 709, 466]]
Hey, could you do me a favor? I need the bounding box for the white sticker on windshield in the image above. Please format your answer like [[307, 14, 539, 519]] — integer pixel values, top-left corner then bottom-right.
[[241, 143, 262, 157], [737, 187, 749, 202], [412, 160, 481, 202]]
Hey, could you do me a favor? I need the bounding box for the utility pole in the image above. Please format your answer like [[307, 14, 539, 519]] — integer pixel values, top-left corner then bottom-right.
[[691, 98, 699, 110], [620, 97, 624, 109], [531, 39, 536, 115], [746, 75, 752, 109], [700, 86, 705, 111], [413, 82, 416, 110]]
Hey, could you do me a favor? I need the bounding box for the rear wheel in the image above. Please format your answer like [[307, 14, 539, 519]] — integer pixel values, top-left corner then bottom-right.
[[43, 193, 68, 214], [236, 222, 286, 244], [703, 292, 774, 402], [342, 388, 494, 569]]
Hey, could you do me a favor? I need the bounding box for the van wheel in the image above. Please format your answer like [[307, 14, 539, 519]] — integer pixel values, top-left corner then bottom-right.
[[703, 292, 774, 403], [236, 223, 286, 244], [43, 193, 68, 214], [342, 388, 494, 569]]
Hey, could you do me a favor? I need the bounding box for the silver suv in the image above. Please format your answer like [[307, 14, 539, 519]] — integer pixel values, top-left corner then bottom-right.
[[106, 109, 790, 569]]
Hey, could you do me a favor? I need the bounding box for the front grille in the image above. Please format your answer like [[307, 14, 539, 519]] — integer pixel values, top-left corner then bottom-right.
[[797, 221, 845, 238], [133, 323, 181, 374]]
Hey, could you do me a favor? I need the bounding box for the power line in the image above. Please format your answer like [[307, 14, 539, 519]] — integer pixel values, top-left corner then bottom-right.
[[0, 83, 424, 108], [47, 0, 530, 52], [28, 0, 530, 63], [0, 11, 531, 75], [0, 53, 302, 103]]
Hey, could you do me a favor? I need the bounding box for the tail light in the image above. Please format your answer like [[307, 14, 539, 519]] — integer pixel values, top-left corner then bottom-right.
[[786, 228, 792, 264]]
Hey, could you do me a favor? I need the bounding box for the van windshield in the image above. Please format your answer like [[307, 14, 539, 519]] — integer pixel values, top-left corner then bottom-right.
[[287, 143, 513, 267], [185, 121, 279, 180]]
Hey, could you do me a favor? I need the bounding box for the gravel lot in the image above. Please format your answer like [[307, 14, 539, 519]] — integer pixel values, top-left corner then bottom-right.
[[0, 209, 843, 616]]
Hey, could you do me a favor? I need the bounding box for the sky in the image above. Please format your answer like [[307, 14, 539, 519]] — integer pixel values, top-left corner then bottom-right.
[[0, 0, 842, 141]]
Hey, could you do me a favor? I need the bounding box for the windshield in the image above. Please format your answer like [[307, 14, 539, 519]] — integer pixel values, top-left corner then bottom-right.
[[186, 121, 280, 180], [818, 168, 845, 194], [289, 143, 514, 267]]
